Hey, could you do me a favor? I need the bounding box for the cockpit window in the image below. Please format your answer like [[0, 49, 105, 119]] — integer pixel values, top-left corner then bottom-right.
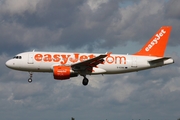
[[13, 56, 22, 59]]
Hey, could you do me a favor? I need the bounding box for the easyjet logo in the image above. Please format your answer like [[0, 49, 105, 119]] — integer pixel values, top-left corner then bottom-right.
[[34, 53, 126, 65], [145, 29, 166, 51]]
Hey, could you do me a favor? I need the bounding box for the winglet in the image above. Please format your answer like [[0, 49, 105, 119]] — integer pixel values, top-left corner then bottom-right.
[[106, 52, 112, 56], [134, 26, 172, 57]]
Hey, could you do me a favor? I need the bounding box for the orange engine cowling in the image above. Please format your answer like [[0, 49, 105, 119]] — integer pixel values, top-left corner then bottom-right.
[[53, 66, 78, 80]]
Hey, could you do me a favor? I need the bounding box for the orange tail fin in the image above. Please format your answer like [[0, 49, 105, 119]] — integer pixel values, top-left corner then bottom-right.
[[134, 26, 172, 57]]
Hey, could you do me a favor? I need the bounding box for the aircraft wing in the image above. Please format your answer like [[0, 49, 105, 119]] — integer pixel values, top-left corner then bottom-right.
[[71, 52, 111, 72]]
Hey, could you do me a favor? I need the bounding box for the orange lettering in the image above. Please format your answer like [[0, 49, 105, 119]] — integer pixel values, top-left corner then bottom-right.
[[34, 53, 125, 65], [106, 56, 114, 64], [34, 54, 43, 61], [44, 54, 52, 62], [69, 53, 79, 63], [61, 55, 71, 64], [53, 54, 60, 62], [80, 55, 88, 62], [115, 56, 126, 64], [88, 54, 96, 59]]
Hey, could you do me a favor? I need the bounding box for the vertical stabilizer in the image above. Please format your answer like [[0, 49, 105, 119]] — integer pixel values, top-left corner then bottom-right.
[[134, 26, 172, 57]]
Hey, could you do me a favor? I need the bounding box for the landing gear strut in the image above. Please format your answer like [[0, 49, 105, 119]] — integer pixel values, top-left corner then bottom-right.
[[28, 72, 33, 83], [82, 77, 89, 86]]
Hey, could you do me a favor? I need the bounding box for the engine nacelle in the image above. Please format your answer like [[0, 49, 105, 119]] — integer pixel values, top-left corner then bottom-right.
[[53, 66, 78, 80]]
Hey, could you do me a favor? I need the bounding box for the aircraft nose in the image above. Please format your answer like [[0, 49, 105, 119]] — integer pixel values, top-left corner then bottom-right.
[[5, 60, 13, 68]]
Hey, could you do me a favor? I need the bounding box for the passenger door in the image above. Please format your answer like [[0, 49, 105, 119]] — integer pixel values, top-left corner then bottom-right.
[[28, 53, 34, 64], [132, 57, 137, 67]]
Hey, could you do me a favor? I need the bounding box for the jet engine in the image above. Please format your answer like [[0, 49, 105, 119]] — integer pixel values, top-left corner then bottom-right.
[[53, 66, 78, 80]]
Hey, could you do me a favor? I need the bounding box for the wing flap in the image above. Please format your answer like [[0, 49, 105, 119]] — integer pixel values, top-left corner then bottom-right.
[[92, 67, 106, 74]]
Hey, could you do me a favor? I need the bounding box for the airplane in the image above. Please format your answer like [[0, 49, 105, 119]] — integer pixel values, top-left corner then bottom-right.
[[6, 26, 174, 86]]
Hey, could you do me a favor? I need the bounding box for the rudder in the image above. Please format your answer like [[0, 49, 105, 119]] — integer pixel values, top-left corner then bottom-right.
[[134, 26, 172, 57]]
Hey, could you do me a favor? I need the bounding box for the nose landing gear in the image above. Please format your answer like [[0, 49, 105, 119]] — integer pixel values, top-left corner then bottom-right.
[[28, 72, 33, 83]]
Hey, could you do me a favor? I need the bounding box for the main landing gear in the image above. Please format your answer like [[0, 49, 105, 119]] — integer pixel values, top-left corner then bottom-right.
[[28, 72, 33, 83], [82, 77, 89, 86]]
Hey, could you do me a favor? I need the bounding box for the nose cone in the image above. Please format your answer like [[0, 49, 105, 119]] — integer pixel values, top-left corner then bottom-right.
[[6, 60, 13, 68]]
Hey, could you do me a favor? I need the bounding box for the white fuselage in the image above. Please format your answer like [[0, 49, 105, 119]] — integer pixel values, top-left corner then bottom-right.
[[6, 51, 174, 75], [5, 26, 174, 85]]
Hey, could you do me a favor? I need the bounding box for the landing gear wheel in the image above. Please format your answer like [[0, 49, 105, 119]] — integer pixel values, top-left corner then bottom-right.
[[28, 78, 32, 83], [82, 78, 89, 86], [28, 72, 33, 83]]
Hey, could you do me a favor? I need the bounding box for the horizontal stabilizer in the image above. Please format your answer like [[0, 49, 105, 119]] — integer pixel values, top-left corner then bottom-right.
[[148, 57, 171, 64]]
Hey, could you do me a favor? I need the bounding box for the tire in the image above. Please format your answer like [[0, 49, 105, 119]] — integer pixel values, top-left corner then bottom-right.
[[82, 78, 89, 86], [28, 78, 32, 83]]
